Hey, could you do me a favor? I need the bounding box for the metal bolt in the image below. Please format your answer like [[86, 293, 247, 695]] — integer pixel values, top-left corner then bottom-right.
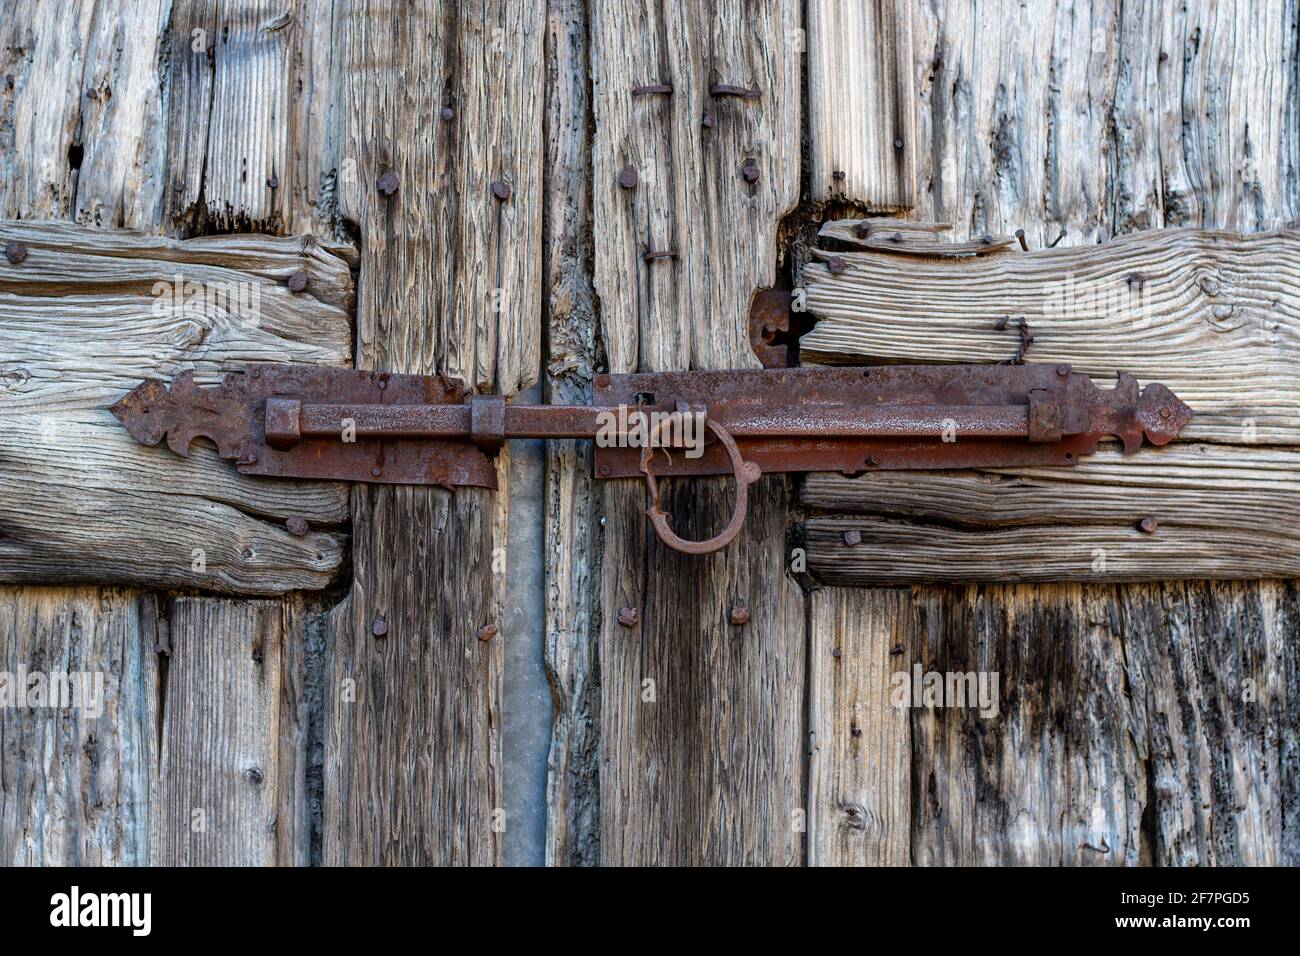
[[371, 616, 389, 637], [741, 158, 760, 183], [1056, 364, 1070, 376], [491, 180, 512, 201], [843, 529, 862, 546], [618, 164, 638, 190], [287, 270, 309, 293], [4, 241, 27, 265], [827, 256, 847, 275], [1138, 516, 1159, 534], [267, 174, 280, 189], [376, 170, 399, 196], [440, 107, 454, 121], [617, 607, 639, 627], [371, 466, 382, 478], [729, 603, 751, 626], [477, 624, 498, 642], [285, 516, 309, 536]]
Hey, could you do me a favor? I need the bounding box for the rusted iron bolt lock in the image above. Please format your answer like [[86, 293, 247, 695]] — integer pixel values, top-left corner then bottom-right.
[[112, 354, 1194, 557]]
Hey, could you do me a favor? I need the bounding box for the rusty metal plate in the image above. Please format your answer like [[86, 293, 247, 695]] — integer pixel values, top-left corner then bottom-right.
[[111, 364, 497, 489]]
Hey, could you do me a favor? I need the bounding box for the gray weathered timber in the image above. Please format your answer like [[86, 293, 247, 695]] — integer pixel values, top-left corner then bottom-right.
[[586, 0, 805, 865], [802, 227, 1300, 445], [541, 0, 602, 868], [803, 0, 1300, 868], [322, 0, 544, 865], [0, 587, 158, 865], [807, 0, 915, 209], [0, 221, 351, 594], [807, 588, 912, 866]]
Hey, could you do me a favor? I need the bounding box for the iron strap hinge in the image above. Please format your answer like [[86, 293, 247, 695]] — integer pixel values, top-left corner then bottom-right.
[[112, 363, 1193, 554]]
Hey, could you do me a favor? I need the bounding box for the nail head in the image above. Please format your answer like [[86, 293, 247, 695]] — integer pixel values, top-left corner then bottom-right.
[[372, 616, 389, 637], [477, 624, 499, 642], [617, 607, 639, 627], [491, 180, 512, 201], [285, 516, 309, 536], [288, 270, 308, 292], [376, 170, 400, 196], [843, 529, 862, 546], [4, 241, 27, 265]]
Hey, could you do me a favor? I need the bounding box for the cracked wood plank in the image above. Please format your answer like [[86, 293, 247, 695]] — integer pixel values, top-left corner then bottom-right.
[[807, 0, 915, 209], [589, 0, 805, 866], [0, 587, 158, 865], [0, 220, 351, 594], [323, 0, 544, 865]]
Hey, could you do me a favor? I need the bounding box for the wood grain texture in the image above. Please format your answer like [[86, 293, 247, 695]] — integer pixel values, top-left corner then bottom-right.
[[152, 598, 292, 865], [161, 0, 350, 238], [590, 0, 800, 373], [0, 587, 158, 865], [904, 581, 1297, 866], [587, 0, 806, 865], [541, 0, 602, 868], [600, 475, 805, 865], [802, 228, 1299, 444], [0, 221, 351, 594], [808, 588, 911, 866], [807, 0, 915, 209], [322, 0, 542, 865]]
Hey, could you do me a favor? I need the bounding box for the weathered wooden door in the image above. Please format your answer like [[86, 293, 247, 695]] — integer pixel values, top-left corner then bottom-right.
[[2, 0, 1296, 867]]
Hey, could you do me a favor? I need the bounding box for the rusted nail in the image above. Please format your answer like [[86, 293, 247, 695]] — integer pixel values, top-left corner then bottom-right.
[[371, 615, 389, 637], [491, 180, 512, 201], [1015, 228, 1028, 251], [729, 603, 751, 626], [595, 374, 610, 388], [267, 174, 280, 189], [893, 137, 904, 150], [1138, 516, 1159, 534], [631, 83, 672, 96], [477, 623, 498, 642], [710, 83, 760, 99], [741, 158, 760, 183], [1159, 406, 1171, 420], [831, 647, 842, 658], [440, 106, 454, 121], [1056, 364, 1070, 376], [855, 221, 871, 239], [701, 109, 716, 129], [376, 170, 399, 196], [826, 256, 847, 275], [617, 606, 639, 627], [285, 516, 309, 537], [4, 241, 28, 265], [642, 249, 677, 262], [598, 464, 611, 477], [370, 466, 382, 477], [1048, 229, 1066, 248], [843, 529, 862, 546], [287, 270, 309, 293], [995, 316, 1009, 331], [618, 164, 638, 190]]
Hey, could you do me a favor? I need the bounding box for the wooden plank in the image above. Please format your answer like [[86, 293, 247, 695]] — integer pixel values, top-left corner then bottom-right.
[[152, 598, 290, 865], [905, 580, 1296, 866], [589, 0, 805, 866], [591, 0, 800, 373], [807, 0, 915, 209], [807, 588, 911, 866], [0, 587, 158, 865], [804, 443, 1300, 584], [0, 221, 351, 594], [162, 0, 347, 238], [909, 0, 1121, 246], [322, 0, 543, 866], [801, 227, 1300, 444], [541, 0, 601, 868]]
